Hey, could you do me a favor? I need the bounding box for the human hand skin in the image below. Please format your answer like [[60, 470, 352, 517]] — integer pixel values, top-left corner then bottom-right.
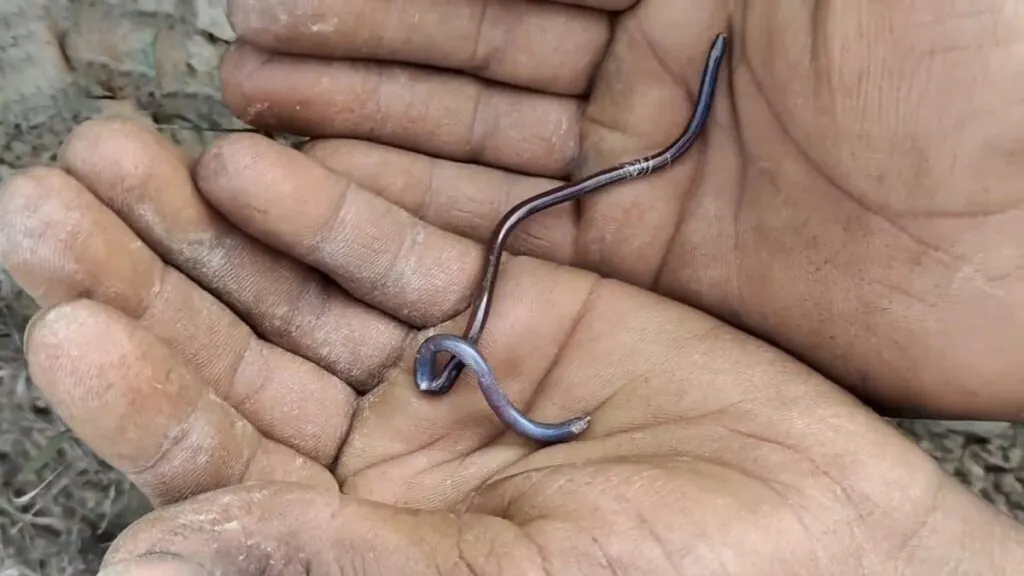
[[1, 119, 1023, 574], [215, 0, 1024, 422]]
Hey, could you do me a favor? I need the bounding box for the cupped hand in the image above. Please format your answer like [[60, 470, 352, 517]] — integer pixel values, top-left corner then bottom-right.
[[217, 0, 1024, 421], [2, 120, 1022, 574]]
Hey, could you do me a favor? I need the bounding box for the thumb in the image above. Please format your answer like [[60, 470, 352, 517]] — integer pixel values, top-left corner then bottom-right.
[[97, 482, 534, 575]]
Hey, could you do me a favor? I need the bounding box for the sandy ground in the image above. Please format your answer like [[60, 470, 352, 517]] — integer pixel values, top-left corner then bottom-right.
[[1, 1, 1024, 574]]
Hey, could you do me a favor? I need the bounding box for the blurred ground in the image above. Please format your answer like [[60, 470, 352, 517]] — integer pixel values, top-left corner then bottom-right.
[[0, 1, 239, 573], [1, 1, 1024, 574]]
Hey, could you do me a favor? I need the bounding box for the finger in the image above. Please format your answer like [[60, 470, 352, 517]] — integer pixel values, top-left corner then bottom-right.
[[194, 133, 486, 329], [57, 118, 411, 393], [304, 138, 579, 264], [226, 0, 611, 96], [99, 482, 538, 576], [0, 166, 353, 466], [219, 43, 584, 178], [24, 300, 338, 506]]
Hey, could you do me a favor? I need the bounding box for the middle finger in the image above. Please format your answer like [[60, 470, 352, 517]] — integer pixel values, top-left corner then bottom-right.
[[194, 132, 490, 331], [219, 44, 585, 178], [227, 0, 612, 96]]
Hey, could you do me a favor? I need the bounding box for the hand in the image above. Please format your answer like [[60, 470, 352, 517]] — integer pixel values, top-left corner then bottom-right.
[[216, 0, 1024, 422], [2, 119, 1022, 574]]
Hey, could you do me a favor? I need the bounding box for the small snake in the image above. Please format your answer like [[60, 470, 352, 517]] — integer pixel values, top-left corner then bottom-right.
[[414, 32, 730, 444]]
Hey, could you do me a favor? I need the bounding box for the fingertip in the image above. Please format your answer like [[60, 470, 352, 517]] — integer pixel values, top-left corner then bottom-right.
[[58, 116, 228, 258], [59, 117, 154, 162], [22, 300, 64, 360], [0, 164, 74, 204], [218, 41, 276, 125], [192, 131, 274, 210], [0, 166, 89, 297], [24, 298, 125, 375], [22, 297, 208, 474], [23, 298, 126, 398], [0, 163, 168, 322], [0, 166, 71, 225], [194, 131, 330, 243], [58, 117, 188, 198], [194, 129, 267, 182], [297, 137, 342, 163]]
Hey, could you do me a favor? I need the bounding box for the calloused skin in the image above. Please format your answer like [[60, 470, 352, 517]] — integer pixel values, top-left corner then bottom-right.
[[2, 1, 1024, 574]]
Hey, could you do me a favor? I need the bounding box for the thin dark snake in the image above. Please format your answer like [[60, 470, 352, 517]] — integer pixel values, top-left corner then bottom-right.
[[414, 33, 729, 444]]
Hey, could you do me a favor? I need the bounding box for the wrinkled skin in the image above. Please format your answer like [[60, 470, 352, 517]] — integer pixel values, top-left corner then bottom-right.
[[2, 1, 1024, 574], [218, 0, 1024, 422]]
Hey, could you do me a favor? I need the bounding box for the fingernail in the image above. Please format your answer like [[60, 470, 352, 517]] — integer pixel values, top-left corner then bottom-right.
[[22, 304, 59, 357], [97, 555, 208, 576]]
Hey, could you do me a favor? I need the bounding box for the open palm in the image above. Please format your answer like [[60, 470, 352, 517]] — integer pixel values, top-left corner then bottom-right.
[[217, 0, 1024, 422], [4, 0, 1024, 572], [1, 118, 1019, 574]]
